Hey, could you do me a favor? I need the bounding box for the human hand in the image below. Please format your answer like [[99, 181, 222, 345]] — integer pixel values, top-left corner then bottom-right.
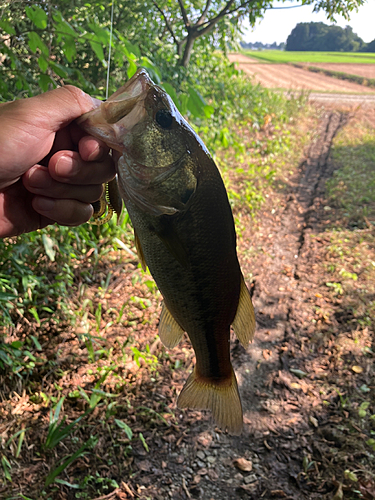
[[0, 86, 116, 238]]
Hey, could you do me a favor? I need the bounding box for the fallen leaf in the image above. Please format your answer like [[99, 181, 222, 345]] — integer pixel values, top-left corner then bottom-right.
[[137, 459, 152, 472], [352, 365, 363, 374], [309, 416, 319, 428], [290, 368, 307, 378], [332, 482, 344, 500], [233, 457, 253, 472], [271, 490, 287, 498]]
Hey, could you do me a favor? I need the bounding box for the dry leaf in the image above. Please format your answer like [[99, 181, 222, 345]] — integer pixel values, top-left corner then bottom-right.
[[309, 416, 319, 428], [352, 365, 363, 374], [233, 457, 253, 472]]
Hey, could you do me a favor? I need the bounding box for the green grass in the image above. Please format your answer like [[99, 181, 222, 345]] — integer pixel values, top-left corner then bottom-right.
[[327, 123, 375, 227], [242, 50, 375, 64]]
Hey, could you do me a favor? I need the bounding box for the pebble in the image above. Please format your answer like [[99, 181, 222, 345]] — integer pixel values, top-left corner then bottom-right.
[[207, 456, 216, 464], [197, 460, 206, 468], [244, 474, 257, 484], [196, 451, 206, 460]]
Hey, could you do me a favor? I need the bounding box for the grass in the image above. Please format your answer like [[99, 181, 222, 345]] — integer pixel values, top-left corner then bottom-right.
[[243, 50, 375, 64], [327, 118, 375, 227]]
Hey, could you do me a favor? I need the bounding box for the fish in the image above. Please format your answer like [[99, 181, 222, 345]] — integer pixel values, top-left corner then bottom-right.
[[78, 69, 256, 434]]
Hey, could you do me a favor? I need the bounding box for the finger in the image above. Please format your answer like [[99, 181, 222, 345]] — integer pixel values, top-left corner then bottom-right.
[[32, 196, 94, 226], [48, 151, 116, 185], [23, 165, 104, 203], [78, 135, 110, 162]]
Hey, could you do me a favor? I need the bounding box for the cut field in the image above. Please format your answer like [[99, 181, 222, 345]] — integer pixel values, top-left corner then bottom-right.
[[233, 61, 375, 93], [242, 50, 375, 64], [228, 53, 375, 94], [303, 62, 375, 79]]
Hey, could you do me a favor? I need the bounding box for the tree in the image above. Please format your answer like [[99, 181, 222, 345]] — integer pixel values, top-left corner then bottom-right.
[[151, 0, 365, 66], [285, 21, 365, 51]]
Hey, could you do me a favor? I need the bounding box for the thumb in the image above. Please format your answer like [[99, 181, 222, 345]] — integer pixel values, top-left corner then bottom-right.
[[17, 85, 100, 132], [0, 86, 100, 180]]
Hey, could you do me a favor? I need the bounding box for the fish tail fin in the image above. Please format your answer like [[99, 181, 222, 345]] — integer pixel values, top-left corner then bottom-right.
[[177, 367, 243, 435]]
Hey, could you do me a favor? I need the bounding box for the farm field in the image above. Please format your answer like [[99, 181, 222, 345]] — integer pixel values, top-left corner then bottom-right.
[[228, 53, 375, 94], [304, 62, 375, 79], [242, 50, 375, 64]]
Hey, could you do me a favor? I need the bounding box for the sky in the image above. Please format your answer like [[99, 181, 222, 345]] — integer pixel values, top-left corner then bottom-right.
[[241, 0, 374, 45]]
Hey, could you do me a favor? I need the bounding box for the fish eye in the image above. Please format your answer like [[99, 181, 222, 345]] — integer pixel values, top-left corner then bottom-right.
[[155, 109, 173, 129]]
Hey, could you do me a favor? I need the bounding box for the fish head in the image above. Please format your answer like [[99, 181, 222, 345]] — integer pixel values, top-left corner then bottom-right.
[[78, 68, 188, 168]]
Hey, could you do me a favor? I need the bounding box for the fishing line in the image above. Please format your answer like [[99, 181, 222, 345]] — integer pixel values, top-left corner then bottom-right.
[[106, 0, 114, 99]]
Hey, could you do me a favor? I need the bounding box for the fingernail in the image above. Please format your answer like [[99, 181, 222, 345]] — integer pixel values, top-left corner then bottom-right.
[[55, 155, 77, 178], [28, 168, 51, 188], [87, 143, 101, 161], [34, 197, 55, 212]]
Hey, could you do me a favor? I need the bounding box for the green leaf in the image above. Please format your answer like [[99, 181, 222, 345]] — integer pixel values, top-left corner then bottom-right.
[[45, 437, 95, 487], [0, 291, 17, 302], [88, 24, 110, 45], [187, 86, 207, 118], [162, 82, 180, 110], [39, 74, 54, 92], [38, 56, 49, 73], [124, 40, 141, 58], [127, 59, 138, 79], [48, 61, 68, 78], [31, 335, 42, 351], [0, 20, 16, 35], [139, 432, 149, 452], [52, 13, 77, 37], [26, 5, 48, 29], [63, 37, 76, 63], [115, 419, 133, 440], [89, 39, 105, 62], [28, 31, 49, 56]]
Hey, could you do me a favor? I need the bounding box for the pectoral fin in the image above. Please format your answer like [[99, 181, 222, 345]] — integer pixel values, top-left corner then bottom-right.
[[158, 302, 184, 348], [232, 276, 256, 348], [134, 230, 147, 271], [155, 222, 190, 269]]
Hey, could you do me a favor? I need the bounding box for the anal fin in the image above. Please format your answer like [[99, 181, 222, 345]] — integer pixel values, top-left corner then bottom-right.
[[158, 302, 184, 349], [232, 276, 256, 348], [177, 367, 243, 435]]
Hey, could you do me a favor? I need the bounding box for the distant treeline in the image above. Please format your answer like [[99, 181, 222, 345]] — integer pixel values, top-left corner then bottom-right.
[[286, 22, 375, 52], [240, 41, 285, 50]]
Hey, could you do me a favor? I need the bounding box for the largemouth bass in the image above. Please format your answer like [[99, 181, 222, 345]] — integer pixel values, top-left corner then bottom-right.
[[78, 69, 255, 434]]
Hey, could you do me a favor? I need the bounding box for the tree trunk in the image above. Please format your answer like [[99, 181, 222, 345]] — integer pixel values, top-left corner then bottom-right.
[[180, 32, 196, 67]]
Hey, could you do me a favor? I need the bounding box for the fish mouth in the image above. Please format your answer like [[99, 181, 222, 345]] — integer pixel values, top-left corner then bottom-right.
[[77, 69, 153, 150], [100, 69, 152, 124]]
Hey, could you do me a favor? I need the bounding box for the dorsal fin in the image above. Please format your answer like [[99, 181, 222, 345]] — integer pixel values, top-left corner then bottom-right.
[[232, 276, 256, 348], [158, 302, 184, 349]]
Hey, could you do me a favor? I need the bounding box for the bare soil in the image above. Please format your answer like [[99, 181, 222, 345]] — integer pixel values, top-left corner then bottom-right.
[[236, 63, 375, 93], [228, 54, 375, 93], [304, 63, 375, 80]]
